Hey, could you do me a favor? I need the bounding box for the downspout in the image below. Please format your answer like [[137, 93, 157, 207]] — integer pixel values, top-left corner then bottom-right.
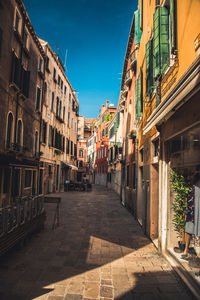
[[38, 45, 46, 196]]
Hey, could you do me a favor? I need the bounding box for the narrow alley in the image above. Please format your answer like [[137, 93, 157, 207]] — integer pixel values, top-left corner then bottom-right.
[[0, 187, 194, 300]]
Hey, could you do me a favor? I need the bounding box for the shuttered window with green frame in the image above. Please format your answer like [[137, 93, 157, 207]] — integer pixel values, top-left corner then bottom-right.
[[105, 127, 108, 136], [170, 0, 177, 54], [134, 9, 142, 45], [146, 39, 154, 96], [135, 74, 143, 119], [153, 6, 169, 80]]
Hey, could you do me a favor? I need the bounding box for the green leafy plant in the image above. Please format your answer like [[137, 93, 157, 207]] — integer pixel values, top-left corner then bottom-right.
[[170, 169, 190, 235]]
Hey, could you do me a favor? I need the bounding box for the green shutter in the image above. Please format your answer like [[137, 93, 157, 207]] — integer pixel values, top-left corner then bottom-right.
[[153, 7, 169, 79], [106, 127, 108, 136], [160, 7, 169, 73], [153, 8, 160, 80], [138, 74, 142, 117], [170, 0, 177, 54], [146, 41, 150, 96], [135, 78, 138, 118], [135, 9, 142, 45], [146, 40, 154, 96]]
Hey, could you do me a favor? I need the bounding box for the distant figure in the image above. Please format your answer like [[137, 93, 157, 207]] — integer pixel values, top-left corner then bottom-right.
[[82, 174, 87, 183]]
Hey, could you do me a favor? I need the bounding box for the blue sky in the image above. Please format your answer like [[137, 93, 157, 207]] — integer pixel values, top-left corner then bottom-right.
[[23, 0, 137, 118]]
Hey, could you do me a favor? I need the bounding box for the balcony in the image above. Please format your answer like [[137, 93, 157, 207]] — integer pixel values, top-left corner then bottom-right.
[[125, 70, 132, 86], [122, 86, 128, 97], [120, 96, 125, 106], [130, 50, 137, 70], [119, 105, 124, 113]]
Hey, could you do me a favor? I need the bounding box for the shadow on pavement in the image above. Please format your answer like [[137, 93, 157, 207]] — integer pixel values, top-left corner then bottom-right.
[[0, 186, 193, 299]]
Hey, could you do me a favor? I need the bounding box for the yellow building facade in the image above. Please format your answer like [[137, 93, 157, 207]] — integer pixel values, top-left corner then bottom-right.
[[134, 0, 200, 294]]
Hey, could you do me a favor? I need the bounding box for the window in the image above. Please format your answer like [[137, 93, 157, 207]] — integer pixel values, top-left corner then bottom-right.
[[34, 131, 38, 156], [25, 170, 32, 188], [63, 106, 65, 122], [135, 70, 143, 118], [134, 9, 142, 45], [6, 113, 13, 148], [58, 75, 61, 86], [36, 87, 41, 111], [62, 136, 65, 152], [79, 149, 83, 158], [23, 30, 28, 49], [71, 141, 73, 156], [146, 39, 154, 96], [74, 144, 77, 158], [46, 57, 50, 71], [39, 169, 43, 194], [64, 86, 67, 95], [17, 120, 22, 146], [42, 121, 47, 144], [102, 148, 104, 158], [140, 148, 144, 162], [53, 68, 56, 82], [59, 101, 62, 118], [48, 125, 52, 146], [105, 127, 108, 136], [61, 80, 63, 90], [66, 138, 69, 154], [153, 139, 159, 157], [105, 147, 107, 157], [153, 6, 169, 80], [102, 129, 104, 137], [38, 58, 43, 72], [14, 10, 21, 33], [51, 92, 54, 112], [56, 97, 59, 117], [68, 112, 70, 127]]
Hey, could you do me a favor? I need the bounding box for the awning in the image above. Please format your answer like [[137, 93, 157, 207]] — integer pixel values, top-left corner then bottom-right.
[[61, 162, 78, 171]]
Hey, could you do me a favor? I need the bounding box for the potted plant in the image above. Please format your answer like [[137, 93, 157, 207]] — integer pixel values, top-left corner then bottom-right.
[[170, 169, 191, 250]]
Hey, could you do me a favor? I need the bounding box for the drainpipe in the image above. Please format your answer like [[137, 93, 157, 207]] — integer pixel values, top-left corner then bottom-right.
[[38, 45, 46, 196], [135, 131, 138, 220]]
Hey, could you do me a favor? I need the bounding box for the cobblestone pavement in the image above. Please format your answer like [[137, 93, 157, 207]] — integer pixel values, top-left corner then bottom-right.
[[0, 186, 195, 300]]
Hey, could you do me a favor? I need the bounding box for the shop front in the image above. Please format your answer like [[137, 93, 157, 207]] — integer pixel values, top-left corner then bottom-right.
[[160, 90, 200, 294]]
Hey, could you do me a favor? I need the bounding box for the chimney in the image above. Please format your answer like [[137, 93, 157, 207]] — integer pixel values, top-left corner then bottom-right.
[[101, 104, 105, 114], [106, 100, 109, 108]]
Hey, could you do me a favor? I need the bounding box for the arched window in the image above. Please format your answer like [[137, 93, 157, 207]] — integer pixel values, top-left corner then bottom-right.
[[6, 113, 13, 148], [17, 120, 22, 146], [34, 131, 38, 156]]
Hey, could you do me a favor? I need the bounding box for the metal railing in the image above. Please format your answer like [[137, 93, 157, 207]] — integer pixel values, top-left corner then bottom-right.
[[0, 195, 44, 237]]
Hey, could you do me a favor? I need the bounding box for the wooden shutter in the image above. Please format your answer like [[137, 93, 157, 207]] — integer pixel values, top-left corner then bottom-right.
[[134, 9, 142, 45], [153, 7, 169, 79], [135, 78, 138, 118], [138, 74, 142, 117], [170, 0, 177, 54], [146, 41, 150, 96], [160, 6, 169, 73], [153, 8, 160, 80]]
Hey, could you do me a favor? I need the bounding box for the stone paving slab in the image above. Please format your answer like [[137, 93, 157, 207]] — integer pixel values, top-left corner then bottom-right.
[[0, 186, 195, 300]]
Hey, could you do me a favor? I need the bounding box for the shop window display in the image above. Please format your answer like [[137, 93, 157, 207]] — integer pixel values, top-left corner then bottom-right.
[[166, 124, 200, 283]]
